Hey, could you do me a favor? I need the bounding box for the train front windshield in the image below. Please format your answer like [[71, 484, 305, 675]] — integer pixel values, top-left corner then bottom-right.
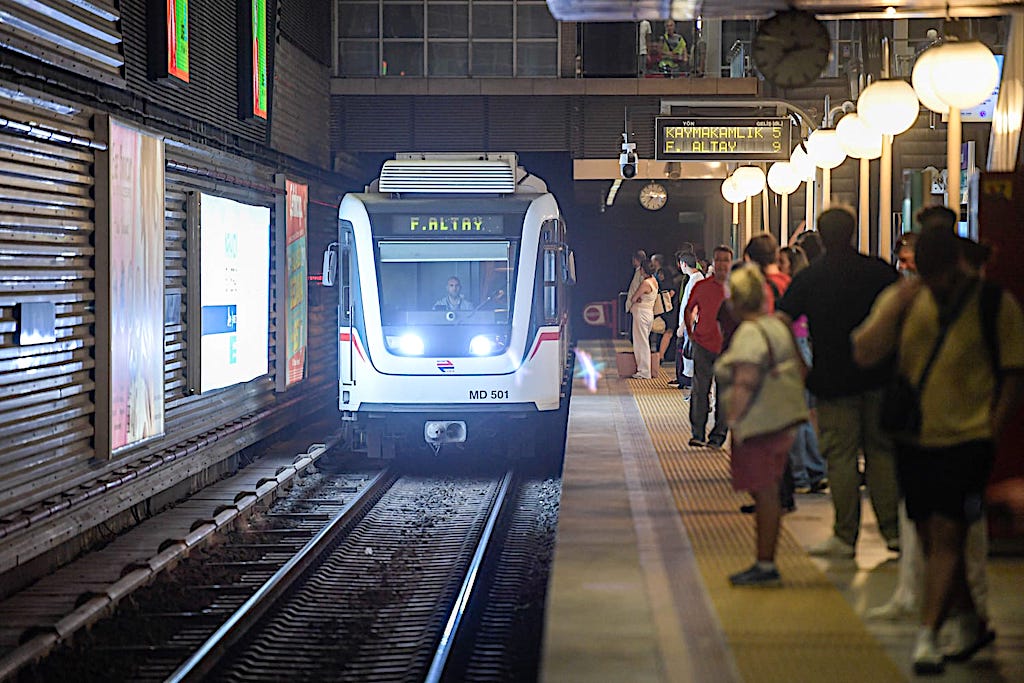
[[376, 240, 516, 357]]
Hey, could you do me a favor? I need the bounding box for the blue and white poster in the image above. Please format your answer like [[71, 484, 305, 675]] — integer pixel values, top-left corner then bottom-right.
[[199, 193, 270, 391]]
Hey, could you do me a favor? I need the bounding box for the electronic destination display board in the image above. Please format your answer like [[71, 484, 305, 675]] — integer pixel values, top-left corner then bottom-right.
[[656, 117, 792, 161], [391, 215, 504, 234]]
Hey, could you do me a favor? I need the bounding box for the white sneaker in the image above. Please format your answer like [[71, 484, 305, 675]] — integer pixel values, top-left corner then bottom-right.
[[807, 536, 855, 559], [913, 628, 944, 675], [864, 600, 915, 621], [943, 611, 996, 662]]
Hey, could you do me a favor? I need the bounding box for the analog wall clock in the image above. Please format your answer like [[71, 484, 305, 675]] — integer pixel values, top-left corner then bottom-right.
[[639, 182, 667, 210], [752, 10, 831, 89]]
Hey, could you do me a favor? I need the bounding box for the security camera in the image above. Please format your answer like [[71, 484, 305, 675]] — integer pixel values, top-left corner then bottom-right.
[[619, 133, 637, 179]]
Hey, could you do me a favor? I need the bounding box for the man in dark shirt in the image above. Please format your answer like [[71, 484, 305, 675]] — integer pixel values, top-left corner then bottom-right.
[[777, 207, 900, 558], [683, 245, 733, 448]]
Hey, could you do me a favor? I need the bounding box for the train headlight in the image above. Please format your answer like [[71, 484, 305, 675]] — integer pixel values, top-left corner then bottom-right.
[[386, 333, 424, 356], [469, 334, 506, 356]]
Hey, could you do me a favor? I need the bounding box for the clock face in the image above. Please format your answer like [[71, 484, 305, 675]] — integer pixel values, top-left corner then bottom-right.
[[639, 183, 667, 210], [752, 10, 831, 89]]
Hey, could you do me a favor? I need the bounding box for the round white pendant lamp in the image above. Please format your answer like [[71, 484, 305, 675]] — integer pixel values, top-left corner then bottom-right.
[[857, 79, 921, 136], [767, 161, 801, 195], [768, 161, 801, 246], [929, 40, 1000, 109], [806, 129, 847, 169], [836, 113, 883, 159], [789, 144, 816, 181], [911, 48, 949, 114], [733, 165, 767, 196], [836, 113, 883, 254], [721, 175, 747, 204]]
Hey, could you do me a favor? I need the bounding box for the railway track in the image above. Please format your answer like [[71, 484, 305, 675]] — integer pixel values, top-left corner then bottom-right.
[[19, 460, 560, 682]]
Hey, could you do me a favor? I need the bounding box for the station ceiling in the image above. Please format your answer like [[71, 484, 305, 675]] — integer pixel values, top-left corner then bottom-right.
[[546, 0, 1024, 21]]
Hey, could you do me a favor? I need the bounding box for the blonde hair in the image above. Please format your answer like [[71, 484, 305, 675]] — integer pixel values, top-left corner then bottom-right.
[[728, 265, 765, 315]]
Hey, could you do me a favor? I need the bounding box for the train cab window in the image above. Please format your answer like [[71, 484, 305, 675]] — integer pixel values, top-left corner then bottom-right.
[[375, 240, 516, 356]]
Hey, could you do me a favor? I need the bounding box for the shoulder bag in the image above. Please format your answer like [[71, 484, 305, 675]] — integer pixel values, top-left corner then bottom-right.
[[653, 290, 674, 316], [880, 283, 973, 440]]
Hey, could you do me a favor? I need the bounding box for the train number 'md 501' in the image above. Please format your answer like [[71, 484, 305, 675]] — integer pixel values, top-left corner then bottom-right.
[[470, 389, 509, 400]]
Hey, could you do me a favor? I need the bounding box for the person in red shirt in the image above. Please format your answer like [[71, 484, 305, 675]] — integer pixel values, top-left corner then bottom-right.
[[683, 245, 733, 447]]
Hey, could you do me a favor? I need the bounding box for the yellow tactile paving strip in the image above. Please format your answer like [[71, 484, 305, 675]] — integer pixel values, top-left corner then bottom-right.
[[626, 373, 906, 682]]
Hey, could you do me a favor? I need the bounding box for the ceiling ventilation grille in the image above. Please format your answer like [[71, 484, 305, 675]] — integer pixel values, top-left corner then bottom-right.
[[379, 159, 516, 194]]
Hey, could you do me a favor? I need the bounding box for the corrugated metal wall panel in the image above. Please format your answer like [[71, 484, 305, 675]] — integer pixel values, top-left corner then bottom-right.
[[278, 0, 331, 66], [414, 97, 486, 150], [487, 96, 570, 151], [338, 96, 414, 151], [120, 0, 268, 144], [271, 37, 332, 169], [0, 0, 124, 87], [0, 94, 97, 514], [330, 94, 678, 156]]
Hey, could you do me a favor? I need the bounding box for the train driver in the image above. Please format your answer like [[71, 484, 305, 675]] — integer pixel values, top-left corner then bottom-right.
[[434, 276, 475, 311]]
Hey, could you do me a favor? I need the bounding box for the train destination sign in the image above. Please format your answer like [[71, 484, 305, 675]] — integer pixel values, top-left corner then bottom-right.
[[656, 117, 792, 161], [392, 215, 504, 234]]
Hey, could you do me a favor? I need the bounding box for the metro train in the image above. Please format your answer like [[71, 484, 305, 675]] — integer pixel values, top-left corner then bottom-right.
[[323, 153, 575, 459]]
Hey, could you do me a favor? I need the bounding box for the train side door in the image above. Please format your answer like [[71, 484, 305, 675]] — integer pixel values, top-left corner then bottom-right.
[[339, 223, 355, 386]]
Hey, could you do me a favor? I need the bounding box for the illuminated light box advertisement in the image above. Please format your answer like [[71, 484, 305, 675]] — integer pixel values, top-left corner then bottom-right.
[[275, 178, 308, 390], [167, 0, 190, 82], [146, 0, 189, 82], [106, 119, 166, 453], [238, 0, 268, 119], [199, 194, 270, 391]]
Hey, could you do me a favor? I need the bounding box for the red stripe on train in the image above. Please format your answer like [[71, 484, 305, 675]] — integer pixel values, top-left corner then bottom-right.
[[528, 331, 560, 360], [339, 330, 366, 361]]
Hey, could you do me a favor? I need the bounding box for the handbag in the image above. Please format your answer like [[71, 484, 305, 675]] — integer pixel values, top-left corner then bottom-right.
[[737, 320, 809, 440], [653, 290, 674, 316], [652, 316, 667, 334]]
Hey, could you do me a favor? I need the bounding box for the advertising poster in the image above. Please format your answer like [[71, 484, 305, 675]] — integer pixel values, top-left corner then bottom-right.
[[281, 180, 308, 388], [108, 120, 166, 451], [168, 0, 190, 82], [199, 194, 270, 391], [251, 0, 267, 118]]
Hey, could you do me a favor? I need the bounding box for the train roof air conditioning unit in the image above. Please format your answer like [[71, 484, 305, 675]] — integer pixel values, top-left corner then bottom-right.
[[380, 154, 517, 194]]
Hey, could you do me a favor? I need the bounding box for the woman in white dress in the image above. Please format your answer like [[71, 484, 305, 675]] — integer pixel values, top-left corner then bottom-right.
[[631, 259, 658, 379]]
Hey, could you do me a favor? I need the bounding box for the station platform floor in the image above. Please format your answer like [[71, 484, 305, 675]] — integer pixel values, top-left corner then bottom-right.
[[541, 339, 1024, 683]]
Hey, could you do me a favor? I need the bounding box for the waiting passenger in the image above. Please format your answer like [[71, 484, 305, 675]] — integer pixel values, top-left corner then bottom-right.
[[630, 259, 659, 379], [852, 211, 1022, 674], [715, 265, 809, 586], [434, 276, 474, 311], [683, 245, 733, 447], [776, 206, 900, 559]]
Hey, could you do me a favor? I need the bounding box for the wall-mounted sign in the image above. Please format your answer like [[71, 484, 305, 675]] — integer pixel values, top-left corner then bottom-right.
[[656, 117, 792, 161], [237, 0, 268, 119], [146, 0, 189, 83]]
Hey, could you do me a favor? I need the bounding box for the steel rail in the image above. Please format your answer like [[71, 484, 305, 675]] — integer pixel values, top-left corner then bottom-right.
[[424, 469, 515, 683], [164, 469, 392, 682]]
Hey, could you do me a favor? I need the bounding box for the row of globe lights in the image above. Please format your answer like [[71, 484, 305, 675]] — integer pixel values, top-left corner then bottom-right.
[[723, 34, 999, 256]]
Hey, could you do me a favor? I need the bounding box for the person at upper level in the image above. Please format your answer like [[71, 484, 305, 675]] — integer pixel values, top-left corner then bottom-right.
[[655, 20, 688, 76]]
